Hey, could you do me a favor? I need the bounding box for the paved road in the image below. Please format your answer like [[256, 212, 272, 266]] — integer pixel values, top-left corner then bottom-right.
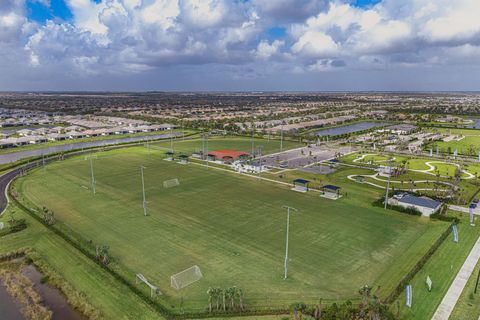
[[0, 160, 47, 214]]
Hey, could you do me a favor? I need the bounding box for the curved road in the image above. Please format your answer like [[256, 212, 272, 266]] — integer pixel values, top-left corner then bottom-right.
[[0, 168, 22, 214]]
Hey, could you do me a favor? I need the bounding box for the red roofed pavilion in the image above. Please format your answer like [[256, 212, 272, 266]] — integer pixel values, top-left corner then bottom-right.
[[207, 150, 250, 163]]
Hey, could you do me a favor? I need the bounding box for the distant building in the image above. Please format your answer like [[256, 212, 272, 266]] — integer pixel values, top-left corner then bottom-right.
[[378, 124, 418, 135], [389, 193, 442, 216], [232, 160, 266, 174]]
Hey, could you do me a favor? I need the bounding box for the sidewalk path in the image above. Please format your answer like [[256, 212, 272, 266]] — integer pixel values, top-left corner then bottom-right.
[[432, 236, 480, 320]]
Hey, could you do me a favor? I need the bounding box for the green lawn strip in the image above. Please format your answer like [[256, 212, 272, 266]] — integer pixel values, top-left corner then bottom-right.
[[0, 203, 163, 319], [14, 145, 445, 313], [393, 215, 480, 320], [450, 258, 480, 320]]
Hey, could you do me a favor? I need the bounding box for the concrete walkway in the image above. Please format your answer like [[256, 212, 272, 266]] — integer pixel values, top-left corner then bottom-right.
[[432, 236, 480, 320]]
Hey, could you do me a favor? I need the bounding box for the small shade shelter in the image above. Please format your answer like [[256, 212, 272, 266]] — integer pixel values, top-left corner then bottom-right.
[[178, 154, 189, 164], [292, 179, 310, 193], [165, 151, 175, 161], [320, 185, 342, 199]]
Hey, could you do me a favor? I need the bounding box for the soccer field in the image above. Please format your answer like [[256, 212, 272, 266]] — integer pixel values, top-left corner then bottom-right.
[[148, 136, 303, 155], [16, 146, 448, 312], [427, 128, 480, 156]]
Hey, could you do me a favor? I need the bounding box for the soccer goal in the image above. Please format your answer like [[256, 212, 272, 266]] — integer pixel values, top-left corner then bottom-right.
[[135, 274, 161, 297], [163, 178, 180, 188], [170, 265, 203, 290]]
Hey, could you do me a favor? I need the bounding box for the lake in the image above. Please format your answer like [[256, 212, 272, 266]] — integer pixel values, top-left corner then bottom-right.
[[311, 121, 389, 137]]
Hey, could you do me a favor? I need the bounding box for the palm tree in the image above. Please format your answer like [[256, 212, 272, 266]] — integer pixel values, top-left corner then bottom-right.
[[358, 285, 372, 317], [367, 295, 382, 320], [359, 285, 372, 305], [314, 299, 322, 320], [207, 287, 213, 312], [225, 287, 235, 310], [222, 288, 226, 311], [213, 287, 221, 310], [234, 287, 244, 311]]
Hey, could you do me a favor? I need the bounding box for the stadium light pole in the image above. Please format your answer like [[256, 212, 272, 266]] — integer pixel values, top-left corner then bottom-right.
[[280, 125, 283, 152], [140, 166, 148, 216], [282, 205, 298, 280], [202, 129, 205, 158], [257, 146, 263, 180], [384, 161, 392, 209], [86, 154, 96, 196], [206, 130, 209, 170], [251, 115, 256, 155], [182, 120, 185, 141]]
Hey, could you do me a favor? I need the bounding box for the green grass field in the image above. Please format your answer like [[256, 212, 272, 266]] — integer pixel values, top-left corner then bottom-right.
[[426, 128, 480, 156], [14, 145, 450, 313], [150, 136, 303, 155]]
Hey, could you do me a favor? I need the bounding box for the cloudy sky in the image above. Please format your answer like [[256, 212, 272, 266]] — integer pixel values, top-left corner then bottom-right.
[[1, 0, 479, 91]]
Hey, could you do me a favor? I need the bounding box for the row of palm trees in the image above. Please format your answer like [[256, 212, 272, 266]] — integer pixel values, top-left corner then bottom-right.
[[290, 286, 393, 320], [206, 286, 244, 313]]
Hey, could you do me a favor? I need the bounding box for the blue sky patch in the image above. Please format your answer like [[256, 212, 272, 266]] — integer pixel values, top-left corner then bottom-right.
[[265, 27, 287, 41], [354, 0, 382, 8], [26, 0, 73, 23]]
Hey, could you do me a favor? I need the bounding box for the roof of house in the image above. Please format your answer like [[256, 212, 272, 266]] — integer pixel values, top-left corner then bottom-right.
[[398, 195, 441, 209]]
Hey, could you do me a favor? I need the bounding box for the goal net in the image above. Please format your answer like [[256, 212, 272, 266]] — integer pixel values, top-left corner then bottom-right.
[[163, 178, 180, 188], [170, 265, 203, 290]]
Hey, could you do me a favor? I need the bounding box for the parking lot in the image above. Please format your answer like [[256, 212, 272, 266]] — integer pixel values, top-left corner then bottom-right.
[[259, 144, 354, 169]]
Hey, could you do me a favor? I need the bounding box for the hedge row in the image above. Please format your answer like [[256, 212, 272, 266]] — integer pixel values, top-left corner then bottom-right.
[[384, 222, 453, 304], [372, 197, 422, 216]]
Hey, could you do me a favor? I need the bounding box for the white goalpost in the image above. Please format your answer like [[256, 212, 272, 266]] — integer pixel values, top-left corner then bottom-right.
[[135, 274, 161, 297], [170, 265, 203, 290], [163, 178, 180, 188]]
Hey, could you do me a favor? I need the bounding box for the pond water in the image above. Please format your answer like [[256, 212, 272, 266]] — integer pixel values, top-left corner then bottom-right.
[[468, 119, 480, 129], [22, 264, 85, 320], [311, 121, 389, 137], [0, 281, 24, 320]]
